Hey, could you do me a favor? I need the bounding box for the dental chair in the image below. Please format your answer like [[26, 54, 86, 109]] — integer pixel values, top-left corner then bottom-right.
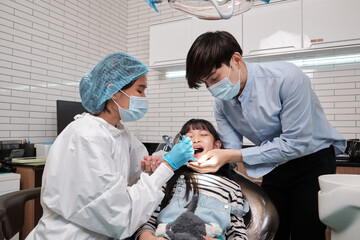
[[0, 187, 41, 240], [150, 140, 279, 240], [1, 173, 278, 240], [234, 171, 279, 240]]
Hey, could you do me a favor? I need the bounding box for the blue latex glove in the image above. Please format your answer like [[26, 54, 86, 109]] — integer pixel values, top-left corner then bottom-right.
[[162, 136, 197, 170]]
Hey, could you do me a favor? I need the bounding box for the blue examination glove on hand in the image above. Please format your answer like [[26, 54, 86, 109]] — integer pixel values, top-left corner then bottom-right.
[[162, 136, 197, 170]]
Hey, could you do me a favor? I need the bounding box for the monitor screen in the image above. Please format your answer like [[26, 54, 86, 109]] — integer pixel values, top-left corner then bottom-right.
[[56, 100, 87, 135]]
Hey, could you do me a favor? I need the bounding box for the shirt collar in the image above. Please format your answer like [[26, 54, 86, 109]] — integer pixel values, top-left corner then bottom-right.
[[237, 61, 254, 104]]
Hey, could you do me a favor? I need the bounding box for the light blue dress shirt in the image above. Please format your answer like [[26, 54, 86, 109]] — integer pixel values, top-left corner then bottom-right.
[[214, 61, 346, 178]]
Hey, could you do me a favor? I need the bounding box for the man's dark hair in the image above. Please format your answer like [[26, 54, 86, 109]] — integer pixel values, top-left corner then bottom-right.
[[186, 31, 242, 89]]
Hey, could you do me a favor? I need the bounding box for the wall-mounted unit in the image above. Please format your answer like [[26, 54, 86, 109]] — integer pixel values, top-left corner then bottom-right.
[[302, 0, 360, 49], [149, 15, 243, 70], [242, 0, 302, 56], [149, 19, 193, 71]]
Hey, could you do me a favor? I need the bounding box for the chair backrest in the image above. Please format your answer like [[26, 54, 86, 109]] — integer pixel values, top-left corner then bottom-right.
[[234, 171, 279, 240], [0, 187, 41, 240]]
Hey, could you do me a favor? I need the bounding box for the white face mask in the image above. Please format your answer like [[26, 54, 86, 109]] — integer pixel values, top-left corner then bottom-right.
[[208, 66, 241, 101], [112, 90, 148, 122]]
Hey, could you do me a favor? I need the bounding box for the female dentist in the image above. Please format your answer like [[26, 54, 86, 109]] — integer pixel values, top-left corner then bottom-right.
[[26, 52, 194, 240]]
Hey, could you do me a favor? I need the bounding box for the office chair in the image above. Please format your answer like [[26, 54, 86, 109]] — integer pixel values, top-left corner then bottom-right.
[[0, 187, 41, 240], [235, 171, 279, 240]]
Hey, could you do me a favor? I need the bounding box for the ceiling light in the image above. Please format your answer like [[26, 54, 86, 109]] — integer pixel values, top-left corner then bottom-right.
[[288, 54, 360, 67], [165, 70, 186, 78]]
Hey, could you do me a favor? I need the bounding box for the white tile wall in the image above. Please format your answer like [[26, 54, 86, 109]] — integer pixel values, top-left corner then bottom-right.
[[1, 0, 359, 146], [0, 0, 127, 143]]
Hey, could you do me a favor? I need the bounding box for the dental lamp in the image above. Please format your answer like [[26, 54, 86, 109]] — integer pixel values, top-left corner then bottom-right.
[[145, 0, 270, 20]]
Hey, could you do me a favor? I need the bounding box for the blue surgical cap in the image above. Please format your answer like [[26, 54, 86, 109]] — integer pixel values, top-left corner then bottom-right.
[[79, 52, 148, 114]]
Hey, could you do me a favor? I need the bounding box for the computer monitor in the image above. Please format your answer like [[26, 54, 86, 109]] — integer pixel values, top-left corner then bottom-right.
[[56, 100, 87, 135]]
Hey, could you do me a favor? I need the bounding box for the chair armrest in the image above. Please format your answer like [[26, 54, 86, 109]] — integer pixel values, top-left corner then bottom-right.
[[0, 187, 41, 239]]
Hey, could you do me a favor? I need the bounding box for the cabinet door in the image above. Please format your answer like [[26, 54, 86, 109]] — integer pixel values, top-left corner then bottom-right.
[[242, 0, 302, 56], [303, 0, 360, 49], [149, 19, 192, 69], [192, 14, 243, 47]]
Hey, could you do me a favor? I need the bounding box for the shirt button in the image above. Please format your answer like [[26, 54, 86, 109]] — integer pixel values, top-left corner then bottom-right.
[[180, 175, 184, 179], [224, 204, 229, 210]]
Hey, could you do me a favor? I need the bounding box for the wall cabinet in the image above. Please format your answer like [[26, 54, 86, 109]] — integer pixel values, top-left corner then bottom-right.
[[149, 18, 192, 70], [242, 0, 302, 56], [192, 14, 243, 46], [149, 16, 243, 70], [336, 165, 360, 175], [303, 0, 360, 49]]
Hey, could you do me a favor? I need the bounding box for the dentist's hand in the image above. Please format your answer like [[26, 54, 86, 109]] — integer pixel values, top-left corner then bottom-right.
[[187, 149, 242, 173], [141, 155, 164, 173], [162, 136, 197, 170]]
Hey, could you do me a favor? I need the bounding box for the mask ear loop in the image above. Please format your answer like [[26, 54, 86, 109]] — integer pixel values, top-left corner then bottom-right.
[[238, 64, 242, 86], [120, 90, 131, 99], [112, 98, 122, 109], [229, 58, 242, 86], [112, 90, 130, 111], [227, 65, 232, 79]]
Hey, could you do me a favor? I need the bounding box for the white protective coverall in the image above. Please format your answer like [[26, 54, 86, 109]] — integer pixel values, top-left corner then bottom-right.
[[26, 113, 173, 240]]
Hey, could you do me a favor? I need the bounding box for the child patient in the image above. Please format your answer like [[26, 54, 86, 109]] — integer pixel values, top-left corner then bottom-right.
[[136, 119, 248, 240]]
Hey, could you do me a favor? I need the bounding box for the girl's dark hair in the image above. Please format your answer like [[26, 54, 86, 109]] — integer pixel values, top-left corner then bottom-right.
[[160, 119, 241, 210], [186, 31, 242, 89]]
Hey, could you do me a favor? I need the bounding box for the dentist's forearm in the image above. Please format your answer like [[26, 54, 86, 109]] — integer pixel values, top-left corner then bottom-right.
[[163, 162, 174, 171]]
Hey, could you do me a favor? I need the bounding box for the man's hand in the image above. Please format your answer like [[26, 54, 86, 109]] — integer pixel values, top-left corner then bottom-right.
[[141, 155, 164, 173], [187, 149, 242, 173]]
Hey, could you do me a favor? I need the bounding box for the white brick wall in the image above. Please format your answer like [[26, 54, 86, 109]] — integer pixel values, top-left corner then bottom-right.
[[0, 0, 127, 143], [1, 0, 359, 146]]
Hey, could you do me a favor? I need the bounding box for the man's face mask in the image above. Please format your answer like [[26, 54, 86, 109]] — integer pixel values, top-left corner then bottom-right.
[[208, 66, 241, 101], [112, 90, 148, 122]]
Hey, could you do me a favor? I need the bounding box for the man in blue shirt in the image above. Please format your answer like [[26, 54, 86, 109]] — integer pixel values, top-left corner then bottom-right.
[[186, 31, 346, 240]]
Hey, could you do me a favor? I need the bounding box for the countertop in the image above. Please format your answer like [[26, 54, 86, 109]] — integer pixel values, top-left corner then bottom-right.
[[336, 154, 360, 167], [3, 153, 359, 168], [6, 157, 46, 168]]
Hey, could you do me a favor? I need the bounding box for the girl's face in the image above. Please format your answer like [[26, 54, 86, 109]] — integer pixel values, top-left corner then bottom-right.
[[185, 126, 222, 159]]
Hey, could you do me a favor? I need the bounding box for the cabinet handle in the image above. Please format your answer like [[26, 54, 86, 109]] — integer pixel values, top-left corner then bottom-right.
[[247, 46, 297, 55], [152, 59, 185, 65]]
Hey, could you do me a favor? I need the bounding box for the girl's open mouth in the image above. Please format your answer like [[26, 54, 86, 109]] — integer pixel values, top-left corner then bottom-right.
[[194, 148, 204, 155]]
